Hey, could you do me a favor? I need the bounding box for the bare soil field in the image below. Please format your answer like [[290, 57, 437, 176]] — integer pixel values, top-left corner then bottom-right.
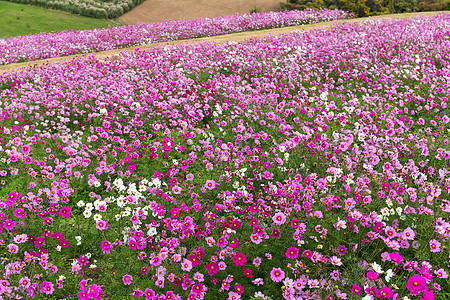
[[0, 11, 448, 75], [119, 0, 288, 25]]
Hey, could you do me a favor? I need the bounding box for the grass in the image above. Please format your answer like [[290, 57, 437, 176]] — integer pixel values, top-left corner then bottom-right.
[[0, 1, 120, 38]]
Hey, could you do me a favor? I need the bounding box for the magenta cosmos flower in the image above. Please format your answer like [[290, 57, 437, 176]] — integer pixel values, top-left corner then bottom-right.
[[122, 274, 133, 285], [367, 271, 379, 281], [352, 284, 362, 296], [233, 252, 247, 266], [405, 274, 427, 295], [205, 262, 219, 276], [285, 247, 299, 259], [270, 268, 285, 282], [58, 206, 71, 218]]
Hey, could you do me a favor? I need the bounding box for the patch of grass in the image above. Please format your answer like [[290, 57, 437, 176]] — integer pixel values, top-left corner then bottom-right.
[[0, 1, 120, 38]]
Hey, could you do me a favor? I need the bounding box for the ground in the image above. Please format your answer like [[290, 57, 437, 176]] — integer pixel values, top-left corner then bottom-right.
[[119, 0, 288, 24]]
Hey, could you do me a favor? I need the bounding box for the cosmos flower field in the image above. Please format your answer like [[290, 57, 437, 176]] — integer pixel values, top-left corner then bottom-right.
[[0, 12, 449, 300], [0, 8, 353, 66]]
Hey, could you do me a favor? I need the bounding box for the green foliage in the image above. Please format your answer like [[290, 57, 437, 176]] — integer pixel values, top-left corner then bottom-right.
[[282, 0, 448, 17], [250, 6, 261, 14], [283, 0, 371, 16]]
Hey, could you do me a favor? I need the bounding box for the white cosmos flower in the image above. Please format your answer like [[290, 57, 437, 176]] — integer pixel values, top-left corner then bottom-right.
[[83, 210, 92, 219], [116, 198, 125, 208], [113, 178, 123, 187], [385, 269, 394, 282], [93, 214, 102, 221], [147, 227, 157, 236], [152, 178, 161, 187], [372, 262, 384, 274]]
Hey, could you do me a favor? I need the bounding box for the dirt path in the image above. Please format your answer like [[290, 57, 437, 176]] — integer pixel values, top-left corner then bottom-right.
[[0, 11, 448, 76], [119, 0, 287, 25]]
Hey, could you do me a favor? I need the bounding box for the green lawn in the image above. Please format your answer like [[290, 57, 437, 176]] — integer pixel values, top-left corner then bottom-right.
[[0, 1, 120, 38]]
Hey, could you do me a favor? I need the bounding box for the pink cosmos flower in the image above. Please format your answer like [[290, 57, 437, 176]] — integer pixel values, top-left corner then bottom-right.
[[181, 259, 193, 272], [96, 220, 109, 231], [7, 244, 18, 254], [19, 277, 31, 289], [243, 268, 253, 278], [100, 240, 112, 254], [218, 261, 227, 270], [330, 256, 342, 266], [144, 288, 155, 300], [228, 291, 241, 300], [308, 279, 320, 288], [77, 255, 89, 267], [3, 219, 16, 230], [272, 228, 281, 238], [250, 234, 262, 244], [194, 272, 204, 282], [40, 281, 54, 294], [379, 287, 393, 298], [14, 208, 26, 219], [403, 227, 416, 240], [34, 237, 45, 248], [330, 270, 340, 281], [429, 239, 441, 252], [252, 278, 264, 286], [127, 163, 136, 173], [234, 284, 244, 294], [270, 268, 285, 282], [434, 268, 448, 279], [78, 289, 89, 300], [389, 252, 403, 264], [272, 212, 286, 225], [131, 288, 144, 298], [192, 283, 205, 294], [302, 250, 313, 258], [421, 286, 435, 300], [122, 274, 133, 285], [217, 236, 228, 248], [204, 180, 218, 190]]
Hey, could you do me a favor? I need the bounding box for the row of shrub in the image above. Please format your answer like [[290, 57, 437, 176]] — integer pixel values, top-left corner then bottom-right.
[[4, 0, 144, 19], [281, 0, 450, 17]]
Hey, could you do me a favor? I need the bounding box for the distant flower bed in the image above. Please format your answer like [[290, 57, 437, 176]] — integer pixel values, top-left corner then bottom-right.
[[0, 8, 354, 65], [4, 0, 145, 19]]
